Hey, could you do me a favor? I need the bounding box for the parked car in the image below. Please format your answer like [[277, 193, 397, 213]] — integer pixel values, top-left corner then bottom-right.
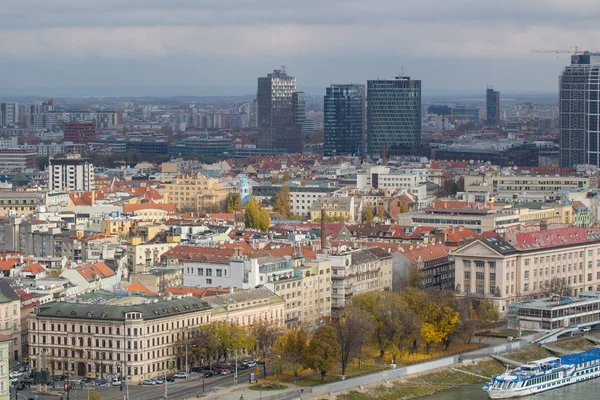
[[191, 367, 203, 373], [81, 378, 93, 384], [220, 369, 231, 376], [9, 371, 23, 379], [142, 379, 157, 386], [166, 376, 175, 383], [112, 380, 122, 386], [255, 359, 265, 365], [203, 371, 214, 378], [174, 372, 188, 379], [10, 378, 17, 385], [238, 363, 249, 370], [21, 377, 34, 384], [243, 360, 257, 368], [94, 377, 106, 386]]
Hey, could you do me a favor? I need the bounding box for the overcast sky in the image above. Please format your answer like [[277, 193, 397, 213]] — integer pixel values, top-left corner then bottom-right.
[[1, 0, 598, 96]]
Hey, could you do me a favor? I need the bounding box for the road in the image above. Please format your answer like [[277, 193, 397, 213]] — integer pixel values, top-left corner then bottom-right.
[[16, 368, 262, 400]]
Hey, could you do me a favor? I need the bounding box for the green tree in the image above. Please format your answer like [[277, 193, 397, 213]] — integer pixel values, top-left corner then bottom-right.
[[477, 299, 499, 333], [258, 208, 271, 230], [275, 327, 308, 378], [274, 185, 291, 218], [226, 193, 242, 213], [364, 208, 374, 224], [303, 324, 340, 381]]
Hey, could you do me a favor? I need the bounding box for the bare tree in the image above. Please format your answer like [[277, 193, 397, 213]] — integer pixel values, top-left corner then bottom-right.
[[543, 277, 571, 296], [335, 307, 373, 376]]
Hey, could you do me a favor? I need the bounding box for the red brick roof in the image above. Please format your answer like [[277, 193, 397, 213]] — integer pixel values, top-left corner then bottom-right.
[[0, 258, 20, 271]]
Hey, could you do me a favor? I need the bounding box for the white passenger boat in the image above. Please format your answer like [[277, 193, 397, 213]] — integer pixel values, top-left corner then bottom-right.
[[483, 348, 600, 398]]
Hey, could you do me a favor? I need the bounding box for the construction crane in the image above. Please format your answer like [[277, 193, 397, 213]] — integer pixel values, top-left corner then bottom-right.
[[531, 46, 580, 55]]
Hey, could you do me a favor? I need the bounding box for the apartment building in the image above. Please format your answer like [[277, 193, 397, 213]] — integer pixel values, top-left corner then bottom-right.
[[0, 335, 10, 400], [204, 287, 285, 328], [453, 226, 600, 314], [252, 184, 339, 219], [310, 196, 359, 223], [48, 154, 94, 192], [320, 247, 393, 310], [162, 173, 228, 212], [28, 291, 211, 382], [464, 174, 593, 201], [0, 281, 21, 361]]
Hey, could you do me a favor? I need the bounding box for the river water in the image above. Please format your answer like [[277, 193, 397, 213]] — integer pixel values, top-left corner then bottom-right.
[[425, 379, 600, 400]]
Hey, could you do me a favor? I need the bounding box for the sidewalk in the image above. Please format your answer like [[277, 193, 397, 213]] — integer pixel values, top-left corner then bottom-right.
[[197, 382, 306, 400]]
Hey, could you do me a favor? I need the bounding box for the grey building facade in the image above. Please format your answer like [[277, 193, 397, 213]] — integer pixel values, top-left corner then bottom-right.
[[367, 76, 421, 157], [256, 69, 302, 153], [324, 84, 365, 157], [559, 53, 600, 167]]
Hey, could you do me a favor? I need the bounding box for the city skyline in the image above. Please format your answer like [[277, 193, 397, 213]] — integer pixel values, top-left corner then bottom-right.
[[0, 1, 597, 96]]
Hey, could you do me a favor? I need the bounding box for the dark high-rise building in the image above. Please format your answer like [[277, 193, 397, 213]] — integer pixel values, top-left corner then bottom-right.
[[256, 69, 302, 153], [367, 76, 421, 156], [486, 87, 500, 126], [323, 84, 365, 156], [559, 53, 600, 167], [292, 91, 306, 125], [63, 121, 96, 143]]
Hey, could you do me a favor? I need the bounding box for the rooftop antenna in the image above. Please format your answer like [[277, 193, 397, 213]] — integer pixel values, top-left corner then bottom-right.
[[281, 65, 286, 73], [399, 66, 404, 78]]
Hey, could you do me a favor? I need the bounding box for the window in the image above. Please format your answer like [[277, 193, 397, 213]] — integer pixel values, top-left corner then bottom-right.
[[464, 271, 471, 279], [206, 269, 212, 277], [476, 272, 485, 280], [524, 283, 529, 292], [489, 273, 496, 281], [206, 278, 212, 285], [475, 261, 485, 268], [197, 268, 203, 276], [463, 260, 471, 267], [524, 259, 530, 266], [524, 270, 529, 279], [488, 261, 496, 269], [489, 286, 496, 295]]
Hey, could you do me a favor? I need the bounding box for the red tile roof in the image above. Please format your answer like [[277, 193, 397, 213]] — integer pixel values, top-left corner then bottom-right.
[[164, 287, 230, 297], [22, 263, 46, 274], [123, 203, 177, 214], [0, 258, 20, 271], [122, 282, 154, 295], [161, 243, 253, 263], [75, 262, 116, 282], [508, 226, 600, 251], [400, 244, 451, 263]]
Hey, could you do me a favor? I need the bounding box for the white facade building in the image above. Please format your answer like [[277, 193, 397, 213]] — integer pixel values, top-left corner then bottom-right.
[[49, 154, 94, 192]]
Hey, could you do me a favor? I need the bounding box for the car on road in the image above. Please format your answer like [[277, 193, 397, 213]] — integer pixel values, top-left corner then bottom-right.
[[174, 372, 188, 379], [142, 379, 157, 385], [203, 371, 214, 378], [112, 380, 121, 386], [94, 377, 106, 386], [243, 360, 257, 368], [220, 369, 231, 375], [166, 376, 175, 383], [9, 371, 23, 379], [154, 377, 164, 384], [10, 378, 17, 385]]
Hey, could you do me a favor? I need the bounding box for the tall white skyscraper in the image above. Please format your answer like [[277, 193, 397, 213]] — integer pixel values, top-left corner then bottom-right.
[[0, 103, 19, 127]]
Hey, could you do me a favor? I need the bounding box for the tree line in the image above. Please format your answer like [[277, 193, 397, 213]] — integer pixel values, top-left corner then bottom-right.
[[178, 290, 498, 382]]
